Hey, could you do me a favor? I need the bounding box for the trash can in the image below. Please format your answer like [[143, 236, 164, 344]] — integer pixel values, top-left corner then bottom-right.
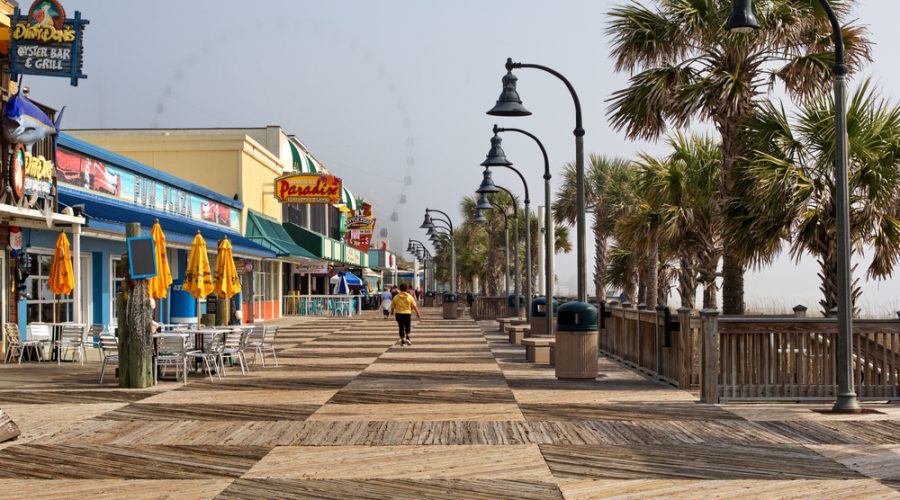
[[424, 291, 436, 307], [507, 294, 525, 318], [529, 297, 559, 337], [442, 293, 459, 319], [554, 301, 599, 379]]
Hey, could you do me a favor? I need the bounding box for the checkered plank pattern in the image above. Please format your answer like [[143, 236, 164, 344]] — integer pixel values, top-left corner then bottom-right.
[[0, 309, 898, 498]]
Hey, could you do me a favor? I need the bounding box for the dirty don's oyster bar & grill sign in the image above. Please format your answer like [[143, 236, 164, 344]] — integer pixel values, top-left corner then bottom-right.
[[9, 0, 89, 86]]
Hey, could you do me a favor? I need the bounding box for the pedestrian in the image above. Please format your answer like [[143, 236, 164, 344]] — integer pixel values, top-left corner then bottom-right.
[[390, 285, 399, 298], [390, 282, 420, 346], [380, 286, 392, 320]]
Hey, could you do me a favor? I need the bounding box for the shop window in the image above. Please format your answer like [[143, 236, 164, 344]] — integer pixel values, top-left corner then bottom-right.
[[310, 204, 327, 234], [284, 204, 308, 228], [328, 206, 342, 240], [110, 256, 127, 321], [27, 253, 74, 323]]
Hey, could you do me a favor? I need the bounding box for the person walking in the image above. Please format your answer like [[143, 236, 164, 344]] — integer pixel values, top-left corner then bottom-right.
[[380, 286, 392, 320], [390, 283, 420, 346]]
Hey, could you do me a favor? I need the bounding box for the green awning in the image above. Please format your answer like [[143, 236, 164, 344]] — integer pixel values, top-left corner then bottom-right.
[[246, 209, 318, 260], [340, 186, 357, 211], [288, 141, 320, 173]]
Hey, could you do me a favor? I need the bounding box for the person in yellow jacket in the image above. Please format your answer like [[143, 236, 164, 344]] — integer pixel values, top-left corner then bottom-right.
[[390, 283, 421, 346]]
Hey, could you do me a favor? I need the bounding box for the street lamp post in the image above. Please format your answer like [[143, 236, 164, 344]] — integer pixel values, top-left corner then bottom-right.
[[483, 124, 554, 336], [408, 239, 433, 292], [476, 196, 511, 296], [477, 175, 522, 316], [726, 0, 859, 413], [488, 58, 586, 303], [421, 209, 456, 294]]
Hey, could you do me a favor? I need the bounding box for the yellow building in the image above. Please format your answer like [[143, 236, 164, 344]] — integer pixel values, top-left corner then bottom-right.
[[68, 127, 367, 321]]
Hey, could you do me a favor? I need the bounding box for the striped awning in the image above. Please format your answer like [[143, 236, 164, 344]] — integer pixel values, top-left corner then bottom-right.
[[288, 141, 322, 174], [339, 186, 357, 212]]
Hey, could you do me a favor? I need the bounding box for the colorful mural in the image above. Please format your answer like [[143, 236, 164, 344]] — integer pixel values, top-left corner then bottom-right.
[[56, 147, 240, 230]]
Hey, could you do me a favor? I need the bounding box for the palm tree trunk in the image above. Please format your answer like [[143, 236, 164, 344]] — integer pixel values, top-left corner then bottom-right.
[[647, 232, 659, 306], [678, 256, 696, 310], [719, 118, 747, 315], [592, 215, 607, 300]]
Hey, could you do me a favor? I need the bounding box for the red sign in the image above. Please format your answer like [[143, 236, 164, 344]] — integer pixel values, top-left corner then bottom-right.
[[275, 173, 342, 204]]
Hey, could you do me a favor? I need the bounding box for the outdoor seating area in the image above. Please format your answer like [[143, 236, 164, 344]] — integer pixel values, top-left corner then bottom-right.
[[2, 322, 282, 387], [282, 294, 361, 317]]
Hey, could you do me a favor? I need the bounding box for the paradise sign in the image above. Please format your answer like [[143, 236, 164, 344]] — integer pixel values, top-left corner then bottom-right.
[[275, 173, 342, 204], [9, 0, 89, 86]]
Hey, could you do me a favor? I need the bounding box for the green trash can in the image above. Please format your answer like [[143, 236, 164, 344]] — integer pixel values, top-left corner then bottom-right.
[[506, 294, 525, 318], [424, 291, 436, 307], [442, 293, 459, 319], [529, 297, 559, 337], [554, 301, 599, 380]]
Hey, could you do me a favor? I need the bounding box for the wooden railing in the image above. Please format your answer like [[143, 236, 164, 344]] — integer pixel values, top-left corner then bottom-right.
[[706, 313, 900, 402], [471, 296, 507, 321], [601, 305, 699, 389], [601, 303, 900, 403]]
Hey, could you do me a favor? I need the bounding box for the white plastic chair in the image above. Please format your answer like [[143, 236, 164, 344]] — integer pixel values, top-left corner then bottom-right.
[[98, 334, 118, 384], [154, 335, 189, 386], [55, 323, 86, 365]]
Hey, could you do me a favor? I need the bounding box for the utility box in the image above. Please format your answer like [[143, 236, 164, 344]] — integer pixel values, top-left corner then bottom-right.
[[529, 296, 559, 337], [442, 293, 459, 319], [554, 301, 599, 380]]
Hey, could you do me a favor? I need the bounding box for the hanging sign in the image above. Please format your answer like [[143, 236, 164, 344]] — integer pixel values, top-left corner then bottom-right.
[[274, 173, 342, 204], [294, 262, 328, 274], [9, 1, 89, 86], [24, 151, 54, 197]]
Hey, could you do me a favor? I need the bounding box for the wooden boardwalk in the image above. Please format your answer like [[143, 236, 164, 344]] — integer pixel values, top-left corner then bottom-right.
[[0, 310, 898, 499]]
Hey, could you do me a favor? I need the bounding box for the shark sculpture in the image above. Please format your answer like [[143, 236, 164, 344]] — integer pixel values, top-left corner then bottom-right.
[[2, 85, 64, 149]]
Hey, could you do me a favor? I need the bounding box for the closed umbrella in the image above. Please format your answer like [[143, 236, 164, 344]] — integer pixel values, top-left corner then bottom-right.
[[49, 231, 74, 322], [148, 219, 173, 320], [183, 230, 213, 327], [214, 236, 241, 324]]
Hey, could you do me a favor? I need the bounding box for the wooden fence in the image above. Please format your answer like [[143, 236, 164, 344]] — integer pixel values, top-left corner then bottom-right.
[[471, 296, 507, 321], [600, 303, 900, 403]]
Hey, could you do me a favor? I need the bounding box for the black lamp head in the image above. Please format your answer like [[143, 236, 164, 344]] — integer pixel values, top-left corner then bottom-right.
[[476, 168, 501, 194], [725, 0, 759, 33], [472, 209, 487, 223], [487, 69, 532, 117], [406, 241, 414, 253], [419, 212, 435, 229], [426, 226, 436, 236], [475, 193, 493, 210], [481, 130, 513, 167]]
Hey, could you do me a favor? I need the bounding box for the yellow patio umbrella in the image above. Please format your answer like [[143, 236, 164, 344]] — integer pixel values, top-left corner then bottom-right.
[[49, 231, 74, 322], [214, 236, 241, 324], [183, 230, 214, 327], [148, 219, 173, 320]]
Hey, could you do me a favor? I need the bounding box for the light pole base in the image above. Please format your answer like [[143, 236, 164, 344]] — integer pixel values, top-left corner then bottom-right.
[[831, 393, 863, 413]]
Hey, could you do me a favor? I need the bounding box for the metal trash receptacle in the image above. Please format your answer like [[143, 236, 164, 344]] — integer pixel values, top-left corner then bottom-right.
[[529, 296, 559, 337], [424, 291, 436, 307], [506, 294, 525, 318], [442, 293, 459, 319], [554, 301, 599, 379]]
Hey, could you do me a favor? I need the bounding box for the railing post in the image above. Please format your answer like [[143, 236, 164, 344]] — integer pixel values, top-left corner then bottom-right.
[[793, 304, 808, 318], [655, 305, 666, 377], [677, 307, 691, 390], [700, 309, 719, 404]]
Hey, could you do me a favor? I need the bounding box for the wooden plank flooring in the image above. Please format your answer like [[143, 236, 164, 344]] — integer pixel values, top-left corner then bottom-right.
[[0, 309, 898, 498]]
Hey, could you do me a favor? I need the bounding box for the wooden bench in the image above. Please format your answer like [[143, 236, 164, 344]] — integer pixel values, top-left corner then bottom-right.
[[522, 337, 555, 364], [497, 317, 526, 333], [507, 325, 530, 345]]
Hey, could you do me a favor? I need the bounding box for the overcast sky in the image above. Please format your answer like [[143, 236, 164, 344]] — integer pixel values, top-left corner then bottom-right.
[[30, 0, 900, 315]]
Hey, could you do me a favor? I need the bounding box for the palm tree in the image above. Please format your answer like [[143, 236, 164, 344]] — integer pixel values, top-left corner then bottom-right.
[[606, 0, 872, 314], [743, 79, 900, 316], [555, 155, 634, 299]]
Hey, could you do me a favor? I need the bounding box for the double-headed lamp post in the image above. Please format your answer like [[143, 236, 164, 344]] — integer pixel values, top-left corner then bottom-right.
[[407, 239, 432, 291], [420, 209, 456, 294], [726, 0, 859, 413], [489, 58, 586, 304], [482, 124, 554, 336]]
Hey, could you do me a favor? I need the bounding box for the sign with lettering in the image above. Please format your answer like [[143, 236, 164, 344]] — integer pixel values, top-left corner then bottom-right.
[[294, 262, 329, 274], [9, 1, 89, 86], [345, 215, 376, 253], [56, 147, 241, 231], [24, 151, 54, 197], [274, 173, 342, 204]]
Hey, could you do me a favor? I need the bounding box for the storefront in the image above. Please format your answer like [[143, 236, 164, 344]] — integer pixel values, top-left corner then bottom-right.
[[54, 133, 275, 326]]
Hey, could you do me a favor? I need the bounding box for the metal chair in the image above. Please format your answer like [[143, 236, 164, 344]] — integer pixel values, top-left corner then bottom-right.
[[55, 323, 87, 365], [186, 331, 223, 382], [27, 323, 52, 360], [4, 323, 46, 363], [221, 328, 249, 375], [154, 335, 189, 386], [98, 334, 118, 384], [249, 325, 279, 367]]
